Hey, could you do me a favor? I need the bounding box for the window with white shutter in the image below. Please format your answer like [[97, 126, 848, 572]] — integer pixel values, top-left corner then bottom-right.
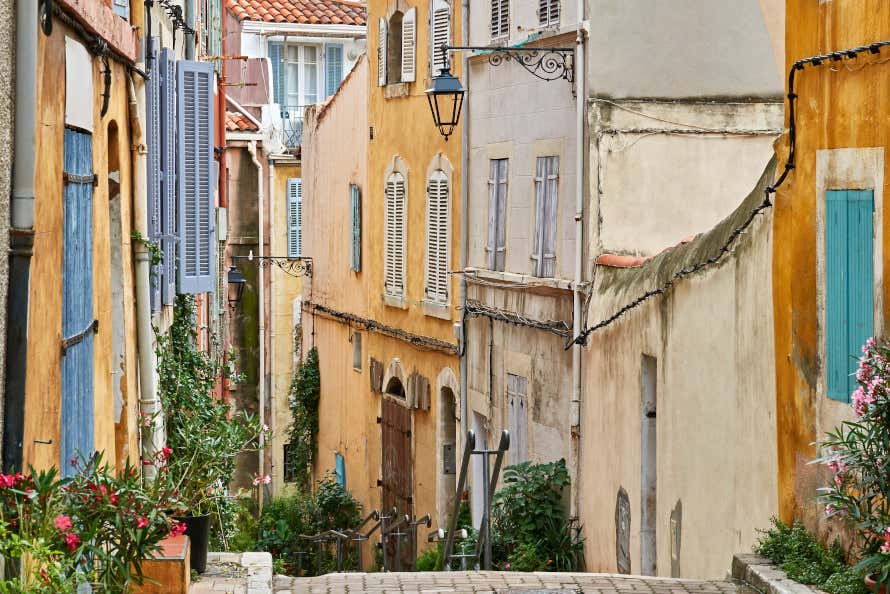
[[425, 170, 449, 304], [146, 42, 162, 311], [112, 0, 129, 20], [490, 0, 509, 40], [401, 8, 416, 83], [287, 178, 302, 259], [325, 44, 344, 97], [176, 60, 216, 294], [430, 0, 451, 77], [538, 0, 559, 26], [384, 172, 406, 298], [506, 373, 529, 465], [532, 156, 558, 278], [159, 48, 178, 305], [351, 184, 362, 272], [486, 159, 508, 271], [378, 18, 387, 86]]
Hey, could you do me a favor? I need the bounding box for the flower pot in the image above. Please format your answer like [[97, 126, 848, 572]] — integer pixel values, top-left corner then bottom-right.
[[178, 514, 211, 574], [866, 574, 888, 594]]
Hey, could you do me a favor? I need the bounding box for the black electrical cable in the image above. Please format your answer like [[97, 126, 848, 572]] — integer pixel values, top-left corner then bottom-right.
[[51, 4, 148, 79], [569, 38, 890, 348]]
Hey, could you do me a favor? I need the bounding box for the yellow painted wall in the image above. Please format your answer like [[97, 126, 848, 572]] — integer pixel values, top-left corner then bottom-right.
[[24, 18, 139, 472], [775, 0, 890, 529]]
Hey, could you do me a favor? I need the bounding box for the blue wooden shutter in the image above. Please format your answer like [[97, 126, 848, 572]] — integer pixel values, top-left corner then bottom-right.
[[287, 178, 302, 259], [146, 42, 162, 311], [269, 42, 284, 106], [351, 184, 361, 272], [112, 0, 129, 20], [325, 44, 344, 97], [826, 189, 874, 401], [335, 453, 346, 486], [160, 48, 178, 304], [61, 128, 95, 476], [176, 60, 216, 294]]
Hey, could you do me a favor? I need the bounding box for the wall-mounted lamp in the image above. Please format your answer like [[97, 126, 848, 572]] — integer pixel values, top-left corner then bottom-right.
[[227, 265, 246, 309]]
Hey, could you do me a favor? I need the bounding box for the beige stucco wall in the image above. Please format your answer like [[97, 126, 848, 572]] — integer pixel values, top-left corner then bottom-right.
[[579, 184, 778, 579]]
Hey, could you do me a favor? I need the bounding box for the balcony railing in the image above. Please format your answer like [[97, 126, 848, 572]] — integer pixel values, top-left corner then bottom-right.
[[281, 105, 309, 149]]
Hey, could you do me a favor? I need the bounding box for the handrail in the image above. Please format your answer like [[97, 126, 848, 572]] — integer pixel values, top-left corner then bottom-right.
[[408, 514, 432, 569], [474, 430, 510, 568], [442, 430, 475, 566]]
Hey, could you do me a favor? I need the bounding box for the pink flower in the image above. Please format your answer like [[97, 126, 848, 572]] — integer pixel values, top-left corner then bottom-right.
[[135, 517, 149, 529], [169, 521, 187, 538], [0, 474, 16, 488], [252, 474, 272, 486], [64, 532, 80, 551], [834, 474, 843, 487], [54, 515, 72, 532]]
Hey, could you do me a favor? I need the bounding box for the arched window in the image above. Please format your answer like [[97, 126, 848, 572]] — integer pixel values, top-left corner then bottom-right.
[[378, 9, 416, 86], [384, 171, 407, 298], [425, 170, 449, 304]]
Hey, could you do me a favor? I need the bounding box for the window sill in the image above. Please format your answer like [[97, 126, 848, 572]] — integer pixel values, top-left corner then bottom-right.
[[382, 293, 407, 309], [421, 300, 451, 320], [384, 83, 410, 99], [464, 267, 573, 291]]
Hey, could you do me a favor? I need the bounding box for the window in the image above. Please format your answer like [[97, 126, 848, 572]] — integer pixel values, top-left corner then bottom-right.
[[532, 156, 559, 278], [430, 0, 452, 76], [425, 170, 449, 304], [352, 332, 363, 371], [325, 44, 344, 97], [491, 0, 509, 40], [826, 189, 875, 401], [506, 374, 528, 465], [351, 184, 362, 272], [335, 453, 346, 486], [384, 172, 406, 299], [287, 178, 303, 259], [487, 159, 508, 271], [286, 45, 319, 107], [176, 59, 216, 294], [112, 0, 129, 19], [378, 8, 416, 86], [268, 41, 326, 147], [538, 0, 559, 27]]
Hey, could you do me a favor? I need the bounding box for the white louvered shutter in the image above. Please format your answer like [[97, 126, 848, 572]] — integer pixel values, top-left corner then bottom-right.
[[507, 374, 529, 464], [425, 171, 449, 304], [159, 48, 178, 305], [491, 0, 509, 39], [147, 42, 162, 311], [430, 0, 451, 76], [385, 173, 406, 297], [538, 0, 559, 26], [486, 159, 508, 271], [378, 18, 387, 86], [401, 8, 416, 83], [176, 60, 216, 294], [287, 178, 302, 259], [532, 156, 558, 277]]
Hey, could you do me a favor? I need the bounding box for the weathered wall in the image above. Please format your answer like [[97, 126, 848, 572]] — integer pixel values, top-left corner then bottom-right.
[[0, 0, 14, 453], [774, 0, 890, 531], [23, 18, 139, 471], [580, 165, 778, 579]]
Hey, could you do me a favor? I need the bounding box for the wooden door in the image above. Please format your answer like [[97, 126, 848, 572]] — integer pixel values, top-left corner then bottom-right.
[[381, 395, 412, 570]]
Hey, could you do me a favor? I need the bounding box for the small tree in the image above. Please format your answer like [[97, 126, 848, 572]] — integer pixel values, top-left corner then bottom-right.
[[286, 347, 321, 487]]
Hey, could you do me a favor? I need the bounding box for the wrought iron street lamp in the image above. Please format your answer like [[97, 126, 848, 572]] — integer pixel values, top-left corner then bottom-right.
[[426, 59, 465, 141], [226, 265, 246, 309]]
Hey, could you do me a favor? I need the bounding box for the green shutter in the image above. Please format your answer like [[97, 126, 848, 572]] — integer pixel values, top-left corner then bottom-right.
[[826, 189, 874, 402], [351, 184, 361, 272]]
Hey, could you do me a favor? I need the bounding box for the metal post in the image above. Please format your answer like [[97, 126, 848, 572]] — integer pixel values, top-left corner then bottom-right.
[[481, 451, 491, 570]]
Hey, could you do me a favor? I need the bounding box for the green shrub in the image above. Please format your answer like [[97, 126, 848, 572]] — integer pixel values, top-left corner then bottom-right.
[[823, 568, 869, 594], [416, 545, 443, 571]]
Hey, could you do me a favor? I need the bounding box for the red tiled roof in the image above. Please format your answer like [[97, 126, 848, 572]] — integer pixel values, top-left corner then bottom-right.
[[225, 0, 367, 26], [226, 111, 259, 132]]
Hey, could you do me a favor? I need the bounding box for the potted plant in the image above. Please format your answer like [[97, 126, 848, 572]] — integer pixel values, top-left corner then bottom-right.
[[817, 337, 890, 593], [157, 295, 262, 573]]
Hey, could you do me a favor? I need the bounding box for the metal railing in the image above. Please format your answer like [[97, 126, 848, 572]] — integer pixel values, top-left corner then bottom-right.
[[280, 105, 308, 148]]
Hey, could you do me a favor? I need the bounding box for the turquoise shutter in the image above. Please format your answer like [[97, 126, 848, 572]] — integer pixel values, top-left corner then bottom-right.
[[287, 178, 302, 259], [351, 184, 361, 272], [335, 453, 346, 486], [176, 60, 216, 294], [160, 48, 178, 304], [826, 189, 874, 401], [147, 42, 162, 311], [325, 44, 344, 97], [268, 42, 284, 107]]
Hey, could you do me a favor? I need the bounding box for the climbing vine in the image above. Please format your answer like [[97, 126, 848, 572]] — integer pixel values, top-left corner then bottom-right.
[[285, 347, 321, 487]]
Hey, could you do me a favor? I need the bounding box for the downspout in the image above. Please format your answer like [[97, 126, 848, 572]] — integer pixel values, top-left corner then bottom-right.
[[247, 141, 265, 510], [185, 0, 196, 60], [129, 74, 162, 476], [570, 0, 586, 518], [458, 0, 469, 441], [266, 158, 274, 493], [3, 0, 37, 473]]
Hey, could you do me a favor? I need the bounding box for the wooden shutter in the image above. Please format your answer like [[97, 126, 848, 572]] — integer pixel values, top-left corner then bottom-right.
[[147, 42, 162, 311], [176, 60, 216, 294], [325, 44, 344, 97], [826, 189, 875, 401], [287, 178, 303, 259], [506, 374, 528, 465], [486, 159, 508, 271], [402, 8, 416, 82], [385, 173, 406, 296], [378, 18, 387, 86], [532, 156, 558, 277], [335, 453, 346, 486], [160, 48, 178, 305], [538, 0, 559, 25], [430, 0, 451, 76], [491, 0, 509, 39], [269, 41, 285, 105], [425, 171, 449, 304], [351, 184, 362, 272], [112, 0, 129, 19]]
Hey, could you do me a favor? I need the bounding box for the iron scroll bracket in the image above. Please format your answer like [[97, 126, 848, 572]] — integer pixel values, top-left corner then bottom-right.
[[61, 319, 99, 356], [440, 44, 575, 84], [230, 255, 313, 278]]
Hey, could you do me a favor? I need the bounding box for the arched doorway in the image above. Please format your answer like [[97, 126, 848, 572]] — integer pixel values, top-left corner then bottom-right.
[[381, 376, 412, 569], [438, 386, 457, 526]]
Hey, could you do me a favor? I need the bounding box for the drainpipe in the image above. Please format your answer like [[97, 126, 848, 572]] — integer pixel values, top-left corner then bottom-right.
[[185, 0, 196, 61], [570, 0, 587, 517], [247, 141, 265, 510], [458, 0, 470, 442], [129, 75, 163, 477], [3, 0, 37, 473], [266, 157, 274, 492]]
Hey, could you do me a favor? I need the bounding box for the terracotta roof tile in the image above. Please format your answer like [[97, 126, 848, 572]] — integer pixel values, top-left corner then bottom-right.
[[226, 111, 259, 132], [225, 0, 367, 26], [597, 236, 696, 269]]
